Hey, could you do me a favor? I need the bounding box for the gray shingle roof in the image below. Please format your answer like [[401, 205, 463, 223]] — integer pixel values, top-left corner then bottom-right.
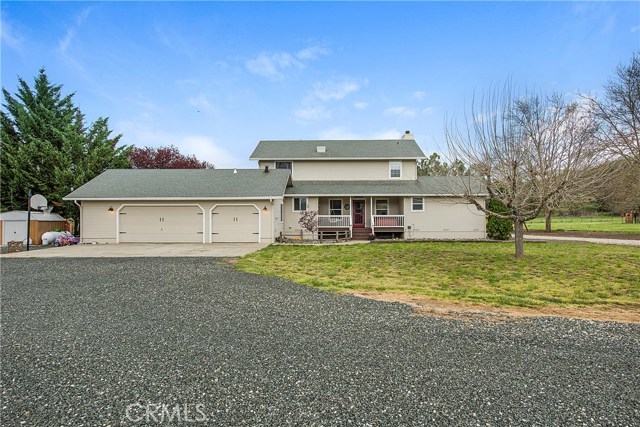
[[250, 139, 426, 160], [417, 176, 486, 196], [285, 176, 486, 197], [64, 169, 291, 200]]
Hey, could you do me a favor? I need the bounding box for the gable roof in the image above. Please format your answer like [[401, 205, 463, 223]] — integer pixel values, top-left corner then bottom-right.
[[250, 139, 426, 160], [63, 169, 291, 200], [284, 176, 487, 197]]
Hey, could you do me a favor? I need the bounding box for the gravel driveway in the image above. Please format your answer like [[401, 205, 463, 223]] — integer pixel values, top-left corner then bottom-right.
[[1, 258, 638, 426]]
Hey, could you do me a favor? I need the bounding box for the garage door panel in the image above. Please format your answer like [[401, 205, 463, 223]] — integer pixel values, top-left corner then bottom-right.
[[211, 205, 259, 243], [120, 206, 202, 243]]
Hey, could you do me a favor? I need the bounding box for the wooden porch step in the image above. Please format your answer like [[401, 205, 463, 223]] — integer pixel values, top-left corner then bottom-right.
[[351, 227, 373, 240]]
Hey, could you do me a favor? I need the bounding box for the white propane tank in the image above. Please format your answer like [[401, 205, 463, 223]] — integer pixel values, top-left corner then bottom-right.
[[41, 231, 64, 246]]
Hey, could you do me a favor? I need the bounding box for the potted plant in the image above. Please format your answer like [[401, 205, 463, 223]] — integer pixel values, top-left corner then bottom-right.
[[368, 232, 376, 241]]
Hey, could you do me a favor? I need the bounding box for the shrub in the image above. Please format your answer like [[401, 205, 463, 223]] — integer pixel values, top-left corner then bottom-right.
[[486, 199, 513, 240]]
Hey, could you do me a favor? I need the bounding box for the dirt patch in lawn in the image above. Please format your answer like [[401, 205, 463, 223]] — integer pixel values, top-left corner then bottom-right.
[[348, 291, 640, 324], [525, 230, 640, 241]]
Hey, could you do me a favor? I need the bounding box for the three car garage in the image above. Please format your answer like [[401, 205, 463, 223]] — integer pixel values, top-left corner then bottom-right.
[[64, 169, 291, 244]]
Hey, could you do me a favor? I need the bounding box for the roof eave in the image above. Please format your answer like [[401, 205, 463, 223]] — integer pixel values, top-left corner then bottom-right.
[[250, 156, 426, 161], [63, 196, 286, 201]]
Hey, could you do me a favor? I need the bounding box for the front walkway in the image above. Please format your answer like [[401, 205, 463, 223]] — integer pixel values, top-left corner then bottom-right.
[[0, 243, 268, 258]]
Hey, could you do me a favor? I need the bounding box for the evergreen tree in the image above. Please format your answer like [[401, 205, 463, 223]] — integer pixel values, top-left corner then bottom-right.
[[1, 69, 131, 223]]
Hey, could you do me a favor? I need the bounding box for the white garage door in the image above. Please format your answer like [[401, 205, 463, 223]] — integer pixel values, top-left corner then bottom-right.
[[2, 221, 26, 245], [211, 205, 259, 243], [119, 206, 203, 243]]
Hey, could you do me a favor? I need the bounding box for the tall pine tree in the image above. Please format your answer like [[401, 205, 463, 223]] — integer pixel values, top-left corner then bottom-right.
[[1, 69, 131, 223]]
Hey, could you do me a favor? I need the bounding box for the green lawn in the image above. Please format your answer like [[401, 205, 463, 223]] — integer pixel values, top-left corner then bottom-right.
[[526, 216, 640, 234], [236, 242, 640, 308]]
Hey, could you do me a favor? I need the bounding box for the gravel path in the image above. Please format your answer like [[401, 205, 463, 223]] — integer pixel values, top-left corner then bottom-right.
[[524, 234, 640, 247], [1, 258, 639, 426]]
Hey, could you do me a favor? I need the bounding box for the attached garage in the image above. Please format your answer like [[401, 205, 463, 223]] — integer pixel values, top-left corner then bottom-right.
[[211, 205, 260, 243], [119, 205, 204, 243], [64, 169, 291, 244]]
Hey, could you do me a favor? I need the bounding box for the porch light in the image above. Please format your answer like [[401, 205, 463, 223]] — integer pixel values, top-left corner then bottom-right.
[[263, 205, 268, 212], [107, 206, 114, 212]]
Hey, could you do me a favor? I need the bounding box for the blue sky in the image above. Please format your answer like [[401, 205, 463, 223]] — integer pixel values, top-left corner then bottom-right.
[[2, 1, 639, 168]]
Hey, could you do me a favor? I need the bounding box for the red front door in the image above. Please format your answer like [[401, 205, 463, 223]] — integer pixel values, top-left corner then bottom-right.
[[353, 199, 366, 228]]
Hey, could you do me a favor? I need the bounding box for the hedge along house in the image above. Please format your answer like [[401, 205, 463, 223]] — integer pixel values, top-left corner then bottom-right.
[[63, 169, 291, 244], [251, 132, 488, 240]]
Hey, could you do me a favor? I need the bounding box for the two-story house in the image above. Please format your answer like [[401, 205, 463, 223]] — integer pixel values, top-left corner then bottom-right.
[[64, 132, 486, 244]]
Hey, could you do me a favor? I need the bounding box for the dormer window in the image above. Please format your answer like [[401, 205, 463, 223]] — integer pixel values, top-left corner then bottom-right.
[[389, 161, 402, 178], [275, 161, 292, 170]]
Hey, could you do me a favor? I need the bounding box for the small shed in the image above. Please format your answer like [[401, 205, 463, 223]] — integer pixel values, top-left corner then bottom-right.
[[0, 211, 68, 245]]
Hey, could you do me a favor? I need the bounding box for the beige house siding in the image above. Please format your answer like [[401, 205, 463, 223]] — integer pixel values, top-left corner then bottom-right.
[[80, 200, 276, 244], [273, 198, 284, 239], [282, 196, 319, 238], [81, 201, 118, 243], [259, 160, 417, 181], [403, 197, 486, 239]]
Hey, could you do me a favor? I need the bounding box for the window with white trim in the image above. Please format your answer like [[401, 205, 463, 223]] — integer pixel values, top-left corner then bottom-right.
[[275, 161, 292, 170], [293, 197, 307, 211], [329, 199, 342, 216], [389, 161, 402, 178], [375, 199, 389, 216], [280, 202, 284, 222], [411, 197, 424, 212]]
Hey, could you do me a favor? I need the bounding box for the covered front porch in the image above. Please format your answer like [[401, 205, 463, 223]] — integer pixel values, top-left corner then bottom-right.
[[317, 196, 405, 239]]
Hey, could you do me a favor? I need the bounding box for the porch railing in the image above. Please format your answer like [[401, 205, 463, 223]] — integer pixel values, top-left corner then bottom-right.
[[371, 215, 405, 228], [317, 215, 352, 228]]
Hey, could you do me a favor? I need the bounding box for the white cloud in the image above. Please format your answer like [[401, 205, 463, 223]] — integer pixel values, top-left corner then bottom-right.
[[294, 106, 332, 121], [245, 44, 330, 80], [296, 45, 330, 60], [117, 121, 241, 168], [312, 78, 365, 101], [385, 106, 417, 118], [412, 91, 427, 100], [385, 106, 434, 118], [353, 102, 369, 110], [294, 77, 366, 122], [1, 17, 23, 52], [245, 51, 304, 80], [632, 25, 640, 33], [187, 93, 217, 113], [58, 7, 92, 54], [155, 22, 196, 59]]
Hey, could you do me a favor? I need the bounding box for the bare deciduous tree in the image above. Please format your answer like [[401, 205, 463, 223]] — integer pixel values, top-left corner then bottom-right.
[[446, 84, 604, 258], [585, 52, 640, 164]]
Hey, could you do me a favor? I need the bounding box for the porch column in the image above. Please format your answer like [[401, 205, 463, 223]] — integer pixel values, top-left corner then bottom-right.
[[370, 196, 374, 233]]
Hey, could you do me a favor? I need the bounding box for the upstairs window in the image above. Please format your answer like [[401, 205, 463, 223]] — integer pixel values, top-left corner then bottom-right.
[[411, 197, 424, 212], [389, 161, 402, 178], [293, 197, 307, 212], [275, 161, 292, 170]]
